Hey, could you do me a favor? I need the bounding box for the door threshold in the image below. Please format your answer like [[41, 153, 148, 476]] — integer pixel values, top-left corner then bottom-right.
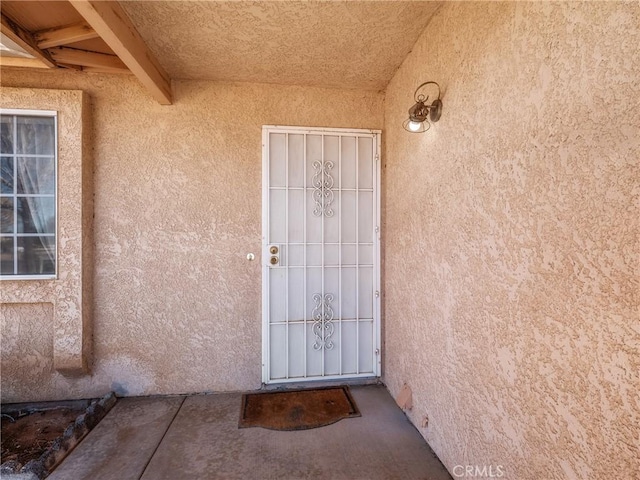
[[262, 377, 382, 391]]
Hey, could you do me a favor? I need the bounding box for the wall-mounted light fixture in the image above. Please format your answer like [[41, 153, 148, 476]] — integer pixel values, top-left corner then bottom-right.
[[402, 81, 443, 133]]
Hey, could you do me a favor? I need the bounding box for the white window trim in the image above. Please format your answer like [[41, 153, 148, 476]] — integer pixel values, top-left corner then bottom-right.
[[0, 108, 58, 280]]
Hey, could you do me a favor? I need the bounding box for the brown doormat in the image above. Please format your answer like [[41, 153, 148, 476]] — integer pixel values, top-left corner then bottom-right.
[[239, 386, 361, 431]]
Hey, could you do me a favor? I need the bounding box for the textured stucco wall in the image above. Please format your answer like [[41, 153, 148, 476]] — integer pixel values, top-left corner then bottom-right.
[[383, 2, 639, 479], [0, 70, 383, 401], [1, 88, 92, 378], [1, 303, 54, 383]]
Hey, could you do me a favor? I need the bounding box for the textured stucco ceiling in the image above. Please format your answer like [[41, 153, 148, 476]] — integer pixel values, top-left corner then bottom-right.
[[120, 1, 442, 90]]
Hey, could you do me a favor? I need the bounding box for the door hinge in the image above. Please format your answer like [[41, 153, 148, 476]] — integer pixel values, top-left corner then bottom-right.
[[375, 153, 380, 163], [375, 349, 380, 356], [375, 226, 380, 233], [375, 290, 380, 298]]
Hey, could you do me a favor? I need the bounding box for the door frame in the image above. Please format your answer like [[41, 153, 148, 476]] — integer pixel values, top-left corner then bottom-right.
[[261, 125, 382, 384]]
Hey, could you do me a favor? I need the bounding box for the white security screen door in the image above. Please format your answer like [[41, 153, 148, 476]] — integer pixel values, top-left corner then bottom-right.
[[262, 126, 381, 384]]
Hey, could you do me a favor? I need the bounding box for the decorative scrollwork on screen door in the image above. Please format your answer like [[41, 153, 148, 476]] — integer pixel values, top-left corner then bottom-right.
[[311, 293, 335, 350], [312, 160, 334, 217]]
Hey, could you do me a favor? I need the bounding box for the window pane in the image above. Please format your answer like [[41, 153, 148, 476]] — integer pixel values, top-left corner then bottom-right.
[[1, 197, 14, 233], [1, 157, 13, 193], [17, 236, 55, 275], [1, 117, 13, 154], [16, 116, 55, 155], [1, 114, 57, 278], [17, 197, 55, 234], [17, 157, 55, 194], [0, 236, 14, 274]]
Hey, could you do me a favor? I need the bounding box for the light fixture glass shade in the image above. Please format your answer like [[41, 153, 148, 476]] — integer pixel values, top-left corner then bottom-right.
[[402, 118, 431, 133]]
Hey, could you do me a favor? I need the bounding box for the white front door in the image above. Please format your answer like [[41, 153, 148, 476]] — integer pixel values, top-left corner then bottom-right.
[[262, 126, 381, 384]]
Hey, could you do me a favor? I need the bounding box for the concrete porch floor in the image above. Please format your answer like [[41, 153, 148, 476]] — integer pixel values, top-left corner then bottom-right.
[[47, 385, 452, 480]]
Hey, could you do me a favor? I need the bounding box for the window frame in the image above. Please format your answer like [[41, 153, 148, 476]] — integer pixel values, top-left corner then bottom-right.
[[0, 108, 58, 280]]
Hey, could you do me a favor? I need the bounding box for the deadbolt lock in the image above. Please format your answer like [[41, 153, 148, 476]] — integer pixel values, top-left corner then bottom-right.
[[268, 245, 280, 266]]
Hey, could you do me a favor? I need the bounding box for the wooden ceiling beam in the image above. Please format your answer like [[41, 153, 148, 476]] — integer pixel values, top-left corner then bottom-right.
[[48, 46, 127, 70], [35, 21, 99, 49], [1, 13, 57, 68], [82, 65, 132, 75], [69, 0, 172, 104], [0, 56, 50, 69], [56, 61, 131, 75], [57, 63, 84, 71]]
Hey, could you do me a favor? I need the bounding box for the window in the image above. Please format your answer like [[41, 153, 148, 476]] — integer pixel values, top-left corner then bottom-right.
[[0, 110, 57, 278]]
